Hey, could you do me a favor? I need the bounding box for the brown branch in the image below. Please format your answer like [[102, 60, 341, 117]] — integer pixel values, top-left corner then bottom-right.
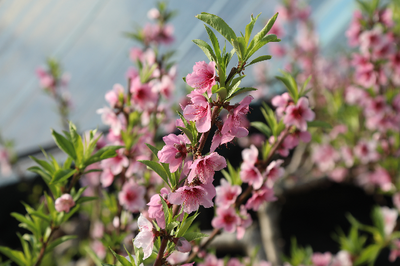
[[34, 226, 58, 266]]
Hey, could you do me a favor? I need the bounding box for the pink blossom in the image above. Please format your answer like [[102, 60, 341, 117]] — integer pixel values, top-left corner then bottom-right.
[[130, 77, 158, 111], [283, 97, 315, 131], [211, 207, 241, 233], [133, 214, 154, 259], [312, 252, 332, 266], [183, 90, 212, 133], [354, 140, 379, 164], [175, 237, 191, 253], [227, 258, 244, 266], [198, 254, 224, 266], [167, 252, 189, 265], [158, 133, 190, 173], [265, 160, 284, 183], [379, 8, 393, 27], [240, 145, 263, 189], [215, 179, 242, 208], [100, 168, 114, 187], [221, 96, 253, 137], [245, 185, 276, 211], [147, 188, 169, 228], [0, 148, 12, 176], [105, 84, 124, 108], [155, 74, 175, 99], [101, 149, 129, 175], [269, 135, 292, 157], [389, 239, 400, 262], [55, 194, 75, 213], [210, 129, 235, 152], [91, 240, 106, 259], [345, 86, 369, 106], [331, 250, 352, 266], [381, 207, 398, 237], [393, 193, 400, 211], [312, 144, 339, 172], [341, 146, 354, 167], [346, 11, 362, 46], [147, 8, 160, 20], [91, 221, 104, 239], [237, 205, 252, 240], [97, 107, 126, 135], [369, 167, 392, 192], [169, 182, 216, 213], [186, 61, 216, 97], [328, 167, 348, 183], [188, 152, 227, 184], [118, 180, 146, 213], [36, 67, 55, 90]]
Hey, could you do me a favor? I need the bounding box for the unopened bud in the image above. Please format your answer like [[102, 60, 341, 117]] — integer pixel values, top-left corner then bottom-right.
[[175, 237, 191, 253]]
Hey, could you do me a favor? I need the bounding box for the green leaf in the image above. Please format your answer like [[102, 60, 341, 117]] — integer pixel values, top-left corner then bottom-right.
[[177, 127, 194, 143], [204, 25, 221, 62], [30, 211, 51, 223], [354, 244, 382, 266], [76, 196, 97, 204], [51, 129, 76, 160], [251, 122, 272, 137], [29, 156, 54, 175], [146, 143, 160, 159], [46, 235, 77, 254], [16, 233, 31, 263], [247, 34, 279, 60], [85, 246, 105, 266], [196, 13, 237, 45], [245, 13, 261, 45], [231, 39, 243, 60], [192, 39, 216, 62], [276, 72, 299, 103], [166, 221, 179, 233], [69, 122, 84, 166], [0, 246, 26, 266], [227, 75, 245, 92], [160, 196, 170, 225], [246, 55, 271, 67], [11, 213, 39, 237], [307, 121, 332, 129], [176, 213, 199, 238], [109, 247, 132, 266], [51, 168, 77, 184], [27, 166, 52, 184], [139, 160, 171, 189], [250, 12, 278, 45], [226, 87, 257, 101], [85, 145, 124, 166], [183, 232, 209, 242]]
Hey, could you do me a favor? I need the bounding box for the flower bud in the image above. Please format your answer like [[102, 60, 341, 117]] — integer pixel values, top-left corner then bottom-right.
[[55, 194, 75, 213], [175, 237, 191, 253]]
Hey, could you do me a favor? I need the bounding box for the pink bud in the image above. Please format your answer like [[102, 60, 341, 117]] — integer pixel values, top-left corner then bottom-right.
[[55, 194, 75, 213], [175, 237, 191, 253]]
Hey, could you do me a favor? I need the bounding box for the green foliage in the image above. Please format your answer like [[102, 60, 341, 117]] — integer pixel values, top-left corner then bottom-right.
[[282, 238, 313, 266]]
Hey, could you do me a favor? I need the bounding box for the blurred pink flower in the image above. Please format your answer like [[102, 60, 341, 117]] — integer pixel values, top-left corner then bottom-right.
[[55, 194, 75, 213], [118, 180, 146, 213]]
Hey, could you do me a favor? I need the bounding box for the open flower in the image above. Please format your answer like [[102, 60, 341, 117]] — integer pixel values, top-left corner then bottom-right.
[[183, 90, 212, 133], [169, 183, 216, 213], [283, 97, 315, 131], [188, 152, 226, 185], [158, 134, 190, 173], [186, 61, 216, 97], [118, 180, 146, 213], [211, 207, 241, 233], [134, 214, 154, 259], [215, 179, 242, 208]]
